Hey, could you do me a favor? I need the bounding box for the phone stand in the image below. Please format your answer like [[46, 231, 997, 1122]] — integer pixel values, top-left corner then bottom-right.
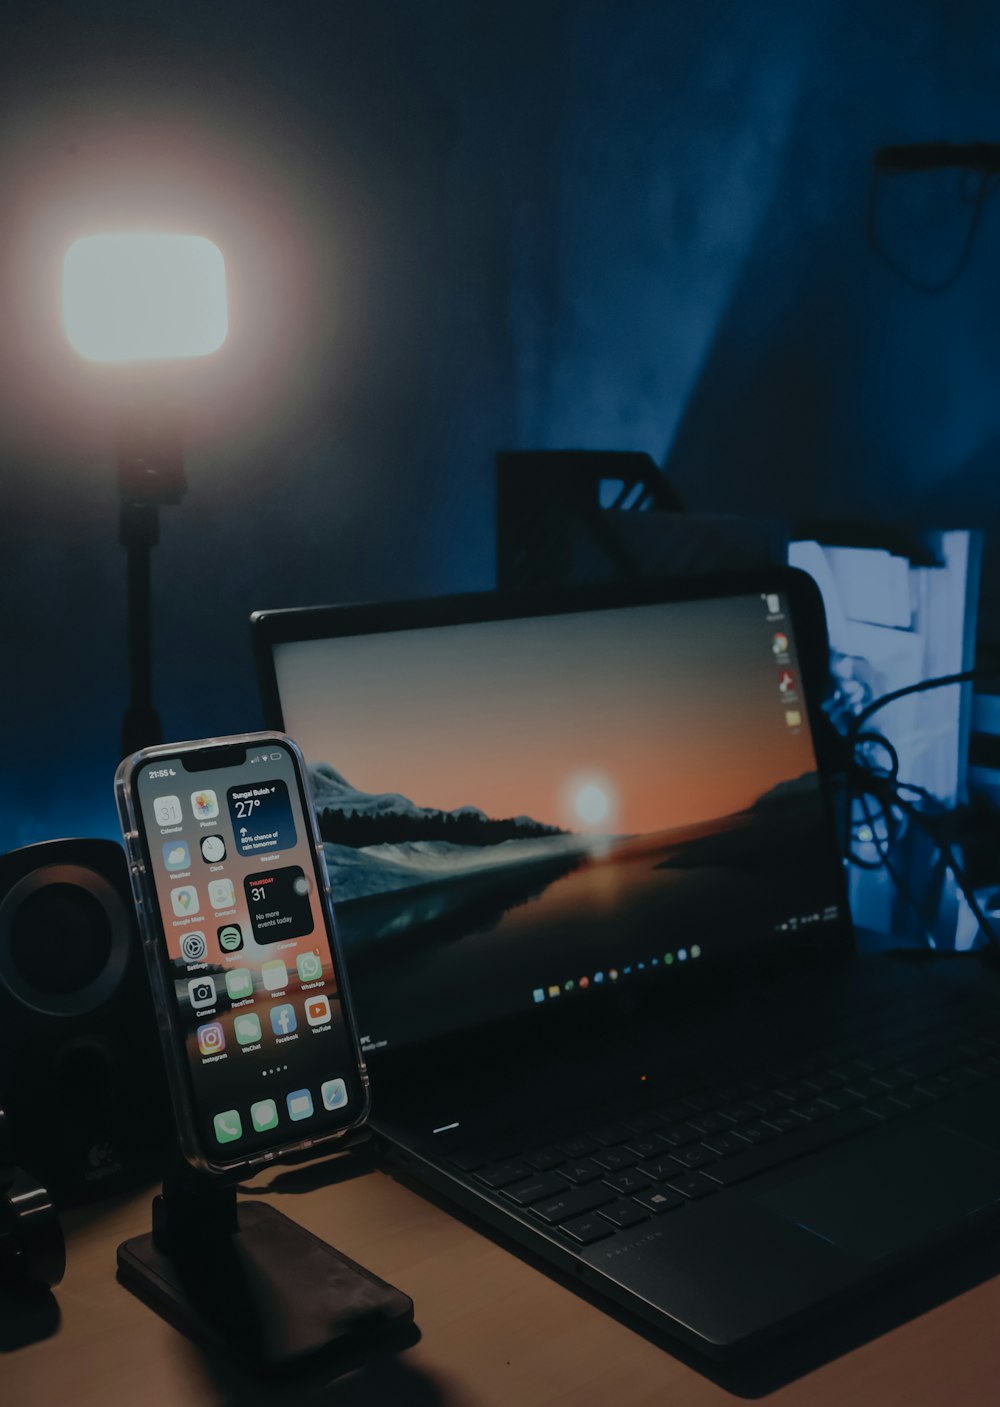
[[117, 1151, 413, 1370]]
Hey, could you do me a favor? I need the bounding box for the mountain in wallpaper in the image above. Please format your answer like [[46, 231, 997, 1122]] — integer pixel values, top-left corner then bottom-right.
[[309, 763, 603, 903]]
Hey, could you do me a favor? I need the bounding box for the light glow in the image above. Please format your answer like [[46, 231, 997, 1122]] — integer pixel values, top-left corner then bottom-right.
[[63, 233, 228, 363]]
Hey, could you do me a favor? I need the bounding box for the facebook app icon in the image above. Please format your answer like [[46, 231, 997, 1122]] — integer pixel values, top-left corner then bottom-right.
[[269, 1003, 298, 1037]]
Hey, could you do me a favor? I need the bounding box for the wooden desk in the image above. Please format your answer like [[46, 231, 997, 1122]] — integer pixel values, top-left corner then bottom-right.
[[6, 1156, 1000, 1407]]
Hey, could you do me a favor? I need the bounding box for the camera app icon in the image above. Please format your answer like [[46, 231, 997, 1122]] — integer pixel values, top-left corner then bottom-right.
[[188, 976, 217, 1010], [180, 931, 207, 963], [197, 1021, 226, 1056]]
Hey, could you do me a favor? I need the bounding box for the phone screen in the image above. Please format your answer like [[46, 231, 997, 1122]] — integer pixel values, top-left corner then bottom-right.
[[134, 740, 364, 1164]]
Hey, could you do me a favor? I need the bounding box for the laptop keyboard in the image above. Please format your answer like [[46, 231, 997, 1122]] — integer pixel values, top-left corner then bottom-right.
[[435, 1000, 1000, 1247]]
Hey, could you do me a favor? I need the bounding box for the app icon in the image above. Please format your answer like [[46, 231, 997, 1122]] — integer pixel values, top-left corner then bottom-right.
[[305, 994, 331, 1027], [270, 1003, 297, 1037], [188, 976, 217, 1009], [217, 923, 244, 954], [579, 976, 590, 989], [766, 593, 781, 615], [608, 968, 619, 980], [153, 795, 182, 827], [321, 1078, 348, 1111], [296, 951, 323, 983], [678, 948, 688, 962], [197, 1021, 225, 1056], [778, 669, 796, 695], [532, 988, 545, 1003], [225, 967, 253, 1000], [287, 1089, 314, 1121], [547, 985, 560, 998], [251, 1098, 279, 1132], [213, 1109, 242, 1144], [201, 834, 227, 864], [262, 960, 288, 992], [785, 709, 802, 728], [691, 944, 702, 958], [208, 878, 236, 910], [234, 1012, 262, 1045], [170, 885, 199, 917], [594, 972, 605, 984], [191, 789, 219, 821], [180, 931, 207, 963], [564, 980, 574, 992], [772, 631, 789, 656], [162, 840, 190, 871]]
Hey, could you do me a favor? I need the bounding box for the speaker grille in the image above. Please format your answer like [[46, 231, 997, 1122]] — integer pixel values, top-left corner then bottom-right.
[[9, 885, 113, 994]]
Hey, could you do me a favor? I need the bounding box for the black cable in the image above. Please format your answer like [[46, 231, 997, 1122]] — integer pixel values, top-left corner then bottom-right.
[[867, 168, 997, 295], [846, 669, 978, 743]]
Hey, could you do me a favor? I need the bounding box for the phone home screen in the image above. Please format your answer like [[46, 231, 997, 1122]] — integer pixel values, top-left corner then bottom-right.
[[136, 743, 364, 1163]]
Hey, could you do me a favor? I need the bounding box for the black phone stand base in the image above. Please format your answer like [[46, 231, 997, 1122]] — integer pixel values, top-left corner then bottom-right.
[[117, 1157, 413, 1372]]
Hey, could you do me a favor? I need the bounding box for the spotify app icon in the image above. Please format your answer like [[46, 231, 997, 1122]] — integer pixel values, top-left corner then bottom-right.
[[217, 923, 244, 954]]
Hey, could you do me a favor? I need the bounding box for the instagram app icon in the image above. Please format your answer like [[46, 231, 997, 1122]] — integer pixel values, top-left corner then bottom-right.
[[197, 1021, 226, 1056]]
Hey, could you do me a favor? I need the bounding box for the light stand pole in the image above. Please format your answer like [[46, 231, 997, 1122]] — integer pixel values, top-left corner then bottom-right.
[[117, 416, 186, 756]]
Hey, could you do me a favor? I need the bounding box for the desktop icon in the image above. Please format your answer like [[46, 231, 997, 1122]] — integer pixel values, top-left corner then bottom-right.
[[153, 795, 183, 827], [162, 840, 190, 871], [305, 994, 332, 1027], [678, 948, 688, 962], [772, 632, 789, 656], [785, 710, 802, 728], [594, 972, 604, 984], [321, 1078, 348, 1111], [251, 1099, 279, 1132], [170, 885, 199, 917], [225, 967, 254, 1000], [213, 1110, 242, 1144], [197, 1021, 225, 1055], [778, 669, 795, 695], [191, 789, 219, 821], [691, 944, 702, 958], [547, 985, 560, 998], [262, 960, 289, 992], [532, 988, 545, 1003], [579, 976, 590, 989], [287, 1089, 314, 1121], [766, 593, 781, 615], [270, 1003, 298, 1037], [608, 969, 619, 981], [201, 834, 227, 864], [234, 1012, 262, 1045], [187, 976, 216, 1010], [296, 951, 323, 983]]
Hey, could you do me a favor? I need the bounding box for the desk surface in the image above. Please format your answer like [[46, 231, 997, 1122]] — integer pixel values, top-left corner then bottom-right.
[[7, 1152, 1000, 1407]]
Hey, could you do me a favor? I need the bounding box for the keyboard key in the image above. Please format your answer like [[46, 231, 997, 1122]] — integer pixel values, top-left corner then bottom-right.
[[703, 1108, 871, 1187], [634, 1186, 685, 1214], [761, 1111, 799, 1134], [483, 1141, 521, 1163], [560, 1214, 614, 1245], [658, 1123, 702, 1148], [598, 1199, 650, 1229], [702, 1131, 751, 1156], [732, 1123, 776, 1145], [686, 1112, 734, 1136], [636, 1155, 685, 1182], [476, 1161, 533, 1190], [523, 1147, 565, 1173], [603, 1169, 655, 1196], [683, 1092, 723, 1113], [532, 1183, 615, 1224], [865, 1094, 908, 1120], [668, 1143, 717, 1169], [558, 1160, 605, 1185], [625, 1112, 665, 1133], [591, 1147, 638, 1173], [666, 1171, 718, 1200], [790, 1101, 833, 1122], [721, 1103, 761, 1125], [914, 1074, 957, 1100], [555, 1135, 599, 1159], [820, 1089, 864, 1112], [625, 1136, 668, 1160], [502, 1173, 570, 1207]]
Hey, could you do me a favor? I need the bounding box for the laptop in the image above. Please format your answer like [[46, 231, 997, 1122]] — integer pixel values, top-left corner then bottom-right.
[[252, 570, 1000, 1358]]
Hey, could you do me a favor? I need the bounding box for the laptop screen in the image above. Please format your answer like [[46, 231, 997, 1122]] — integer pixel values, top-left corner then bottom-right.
[[266, 588, 844, 1056]]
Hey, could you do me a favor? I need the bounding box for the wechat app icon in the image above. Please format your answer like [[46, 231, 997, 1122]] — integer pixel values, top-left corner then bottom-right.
[[296, 951, 322, 983]]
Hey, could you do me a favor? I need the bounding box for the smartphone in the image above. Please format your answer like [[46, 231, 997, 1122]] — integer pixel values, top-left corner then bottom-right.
[[116, 732, 369, 1173]]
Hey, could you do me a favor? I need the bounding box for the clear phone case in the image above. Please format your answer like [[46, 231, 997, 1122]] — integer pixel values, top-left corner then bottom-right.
[[115, 730, 371, 1174]]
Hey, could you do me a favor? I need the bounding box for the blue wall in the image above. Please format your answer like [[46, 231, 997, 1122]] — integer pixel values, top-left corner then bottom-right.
[[3, 0, 1000, 850]]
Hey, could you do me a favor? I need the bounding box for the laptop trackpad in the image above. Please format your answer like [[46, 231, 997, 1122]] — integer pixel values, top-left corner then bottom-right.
[[755, 1123, 1000, 1261]]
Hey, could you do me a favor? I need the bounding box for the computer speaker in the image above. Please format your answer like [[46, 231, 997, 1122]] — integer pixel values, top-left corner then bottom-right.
[[0, 839, 169, 1206]]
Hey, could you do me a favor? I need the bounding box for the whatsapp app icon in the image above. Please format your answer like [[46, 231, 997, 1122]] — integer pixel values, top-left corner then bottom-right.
[[296, 951, 322, 983], [217, 923, 244, 954]]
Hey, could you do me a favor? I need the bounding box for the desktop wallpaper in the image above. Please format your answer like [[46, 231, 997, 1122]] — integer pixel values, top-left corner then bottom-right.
[[276, 594, 843, 1052]]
